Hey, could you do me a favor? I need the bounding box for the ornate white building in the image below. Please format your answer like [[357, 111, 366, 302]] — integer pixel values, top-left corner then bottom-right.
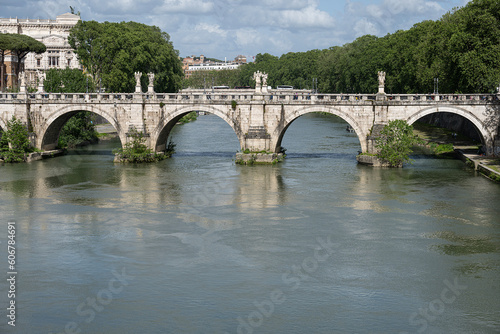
[[0, 12, 81, 88]]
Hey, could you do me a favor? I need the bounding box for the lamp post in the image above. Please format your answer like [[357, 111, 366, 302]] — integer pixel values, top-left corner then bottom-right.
[[434, 78, 439, 95]]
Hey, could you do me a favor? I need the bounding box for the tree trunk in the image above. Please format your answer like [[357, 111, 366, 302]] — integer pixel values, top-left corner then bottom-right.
[[0, 50, 4, 92], [14, 51, 27, 90]]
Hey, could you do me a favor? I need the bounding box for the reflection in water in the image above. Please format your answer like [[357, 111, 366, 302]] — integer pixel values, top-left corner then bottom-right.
[[235, 165, 286, 211], [0, 114, 499, 333], [428, 231, 498, 255]]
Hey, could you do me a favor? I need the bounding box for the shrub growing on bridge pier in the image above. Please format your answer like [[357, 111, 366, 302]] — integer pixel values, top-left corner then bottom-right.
[[0, 117, 34, 162], [375, 120, 423, 167], [113, 128, 174, 163]]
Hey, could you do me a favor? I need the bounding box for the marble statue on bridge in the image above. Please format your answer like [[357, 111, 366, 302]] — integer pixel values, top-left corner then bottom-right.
[[253, 71, 268, 94], [378, 71, 386, 94], [135, 72, 142, 93], [148, 73, 155, 93]]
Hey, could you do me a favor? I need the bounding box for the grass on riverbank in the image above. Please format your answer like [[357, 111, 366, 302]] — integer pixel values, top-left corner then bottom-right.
[[412, 121, 479, 156]]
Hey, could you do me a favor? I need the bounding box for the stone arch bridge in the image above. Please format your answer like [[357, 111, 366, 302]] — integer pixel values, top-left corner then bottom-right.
[[0, 89, 499, 160]]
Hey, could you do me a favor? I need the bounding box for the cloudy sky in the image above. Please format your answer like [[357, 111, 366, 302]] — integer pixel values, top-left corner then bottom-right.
[[2, 0, 470, 60]]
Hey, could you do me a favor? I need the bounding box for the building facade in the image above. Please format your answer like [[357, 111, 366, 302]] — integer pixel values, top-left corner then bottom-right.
[[182, 55, 247, 78], [0, 13, 81, 90]]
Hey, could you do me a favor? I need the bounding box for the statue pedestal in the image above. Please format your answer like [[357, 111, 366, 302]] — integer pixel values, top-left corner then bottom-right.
[[135, 86, 141, 93]]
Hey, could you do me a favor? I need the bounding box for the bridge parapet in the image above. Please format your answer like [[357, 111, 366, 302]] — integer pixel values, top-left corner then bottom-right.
[[1, 92, 498, 105]]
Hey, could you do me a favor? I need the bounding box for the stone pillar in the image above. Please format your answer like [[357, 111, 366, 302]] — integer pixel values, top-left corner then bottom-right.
[[235, 101, 281, 164]]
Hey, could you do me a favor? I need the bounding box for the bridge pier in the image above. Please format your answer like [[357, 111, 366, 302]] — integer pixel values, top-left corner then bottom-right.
[[356, 123, 390, 167]]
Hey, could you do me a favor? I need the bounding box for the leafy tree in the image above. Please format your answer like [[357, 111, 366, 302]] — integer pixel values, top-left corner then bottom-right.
[[57, 112, 99, 148], [375, 120, 423, 167], [44, 68, 91, 93], [0, 116, 33, 162], [69, 21, 183, 93], [4, 34, 46, 88], [182, 69, 241, 89], [0, 33, 46, 91]]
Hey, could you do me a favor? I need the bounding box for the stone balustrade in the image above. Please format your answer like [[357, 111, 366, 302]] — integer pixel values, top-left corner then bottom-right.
[[1, 91, 498, 104]]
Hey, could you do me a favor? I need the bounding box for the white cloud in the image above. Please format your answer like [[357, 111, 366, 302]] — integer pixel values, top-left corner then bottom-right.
[[343, 0, 448, 40], [234, 29, 261, 48], [278, 6, 335, 30], [155, 0, 214, 14], [194, 23, 227, 37], [354, 18, 380, 37], [383, 0, 443, 16]]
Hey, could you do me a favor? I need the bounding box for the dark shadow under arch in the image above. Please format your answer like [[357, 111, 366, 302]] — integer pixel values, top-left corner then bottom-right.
[[41, 110, 121, 151], [407, 108, 489, 150]]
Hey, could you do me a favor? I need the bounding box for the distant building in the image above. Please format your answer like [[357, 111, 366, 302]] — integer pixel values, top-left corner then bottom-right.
[[0, 12, 81, 90], [182, 54, 247, 78]]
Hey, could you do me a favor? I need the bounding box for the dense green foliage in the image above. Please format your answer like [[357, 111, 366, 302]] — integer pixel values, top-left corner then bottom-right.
[[183, 69, 244, 89], [44, 68, 93, 93], [57, 112, 99, 148], [195, 0, 499, 93], [375, 120, 423, 167], [113, 128, 174, 163], [0, 33, 46, 91], [69, 20, 183, 93], [178, 111, 198, 124], [0, 117, 34, 162]]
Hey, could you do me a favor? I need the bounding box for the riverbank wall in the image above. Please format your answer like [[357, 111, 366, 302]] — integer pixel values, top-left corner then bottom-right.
[[455, 149, 500, 182]]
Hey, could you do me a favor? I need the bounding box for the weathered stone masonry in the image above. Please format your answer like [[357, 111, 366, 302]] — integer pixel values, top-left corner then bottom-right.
[[0, 89, 499, 160]]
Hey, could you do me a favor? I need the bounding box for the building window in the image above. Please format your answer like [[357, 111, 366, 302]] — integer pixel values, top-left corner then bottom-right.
[[67, 59, 71, 67], [49, 56, 59, 67], [37, 59, 41, 67]]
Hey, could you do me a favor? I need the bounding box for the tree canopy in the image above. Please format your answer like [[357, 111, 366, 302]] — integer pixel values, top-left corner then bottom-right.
[[214, 0, 500, 94], [44, 68, 91, 93], [0, 33, 46, 91], [69, 21, 183, 93]]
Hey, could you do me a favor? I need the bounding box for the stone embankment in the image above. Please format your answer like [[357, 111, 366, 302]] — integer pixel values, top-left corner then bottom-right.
[[26, 149, 65, 162], [455, 148, 500, 182]]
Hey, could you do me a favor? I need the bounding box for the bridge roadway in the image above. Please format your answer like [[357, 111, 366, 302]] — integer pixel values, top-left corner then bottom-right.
[[0, 89, 499, 158]]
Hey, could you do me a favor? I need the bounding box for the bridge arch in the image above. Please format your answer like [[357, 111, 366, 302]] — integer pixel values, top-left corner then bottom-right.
[[271, 105, 368, 153], [152, 104, 242, 152], [406, 106, 494, 153], [38, 105, 125, 151]]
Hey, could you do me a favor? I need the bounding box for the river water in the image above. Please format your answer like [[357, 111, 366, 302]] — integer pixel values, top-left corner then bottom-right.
[[0, 113, 499, 334]]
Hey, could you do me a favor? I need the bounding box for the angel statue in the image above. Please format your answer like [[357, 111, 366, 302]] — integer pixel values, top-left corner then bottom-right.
[[134, 72, 142, 87], [378, 71, 386, 87]]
